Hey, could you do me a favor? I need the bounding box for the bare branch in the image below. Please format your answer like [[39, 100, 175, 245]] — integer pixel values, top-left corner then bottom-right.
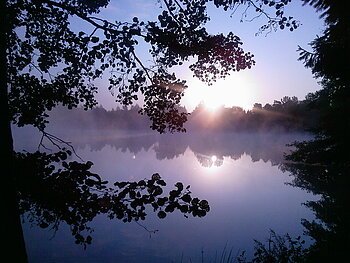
[[38, 129, 83, 161], [131, 51, 153, 84], [43, 0, 123, 34], [134, 221, 159, 238]]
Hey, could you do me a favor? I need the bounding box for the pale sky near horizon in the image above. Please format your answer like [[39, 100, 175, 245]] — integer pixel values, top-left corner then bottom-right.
[[94, 0, 325, 112]]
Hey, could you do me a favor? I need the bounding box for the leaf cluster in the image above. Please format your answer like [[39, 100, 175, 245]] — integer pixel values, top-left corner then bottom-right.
[[15, 151, 210, 248]]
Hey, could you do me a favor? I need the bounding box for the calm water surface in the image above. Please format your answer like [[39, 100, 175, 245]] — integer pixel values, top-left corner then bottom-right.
[[14, 129, 318, 262]]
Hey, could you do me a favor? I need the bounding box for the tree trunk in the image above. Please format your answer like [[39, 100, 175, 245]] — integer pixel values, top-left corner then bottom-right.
[[1, 0, 28, 262]]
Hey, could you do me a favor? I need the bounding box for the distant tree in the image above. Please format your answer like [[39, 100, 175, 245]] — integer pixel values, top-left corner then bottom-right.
[[1, 0, 304, 261], [253, 103, 263, 110], [281, 96, 298, 106], [272, 100, 282, 110], [263, 103, 273, 111]]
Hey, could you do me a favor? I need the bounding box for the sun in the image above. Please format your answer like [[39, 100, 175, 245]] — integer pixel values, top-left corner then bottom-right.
[[201, 89, 224, 111], [182, 73, 256, 111]]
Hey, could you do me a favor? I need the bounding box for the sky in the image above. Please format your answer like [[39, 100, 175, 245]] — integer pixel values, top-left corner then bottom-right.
[[94, 0, 325, 112]]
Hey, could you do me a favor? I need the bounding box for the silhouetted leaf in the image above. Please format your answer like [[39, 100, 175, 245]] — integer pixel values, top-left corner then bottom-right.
[[181, 194, 192, 203], [39, 222, 49, 228], [157, 211, 166, 219], [91, 36, 99, 43]]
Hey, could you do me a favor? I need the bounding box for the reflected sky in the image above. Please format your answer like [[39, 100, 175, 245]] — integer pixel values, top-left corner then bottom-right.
[[15, 129, 317, 262]]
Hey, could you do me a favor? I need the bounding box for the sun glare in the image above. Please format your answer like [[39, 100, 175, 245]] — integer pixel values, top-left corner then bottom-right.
[[201, 155, 223, 175], [182, 73, 256, 112], [201, 88, 224, 111]]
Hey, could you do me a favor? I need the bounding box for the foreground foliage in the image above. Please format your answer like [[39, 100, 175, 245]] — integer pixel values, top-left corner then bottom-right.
[[237, 230, 307, 263], [16, 150, 210, 248]]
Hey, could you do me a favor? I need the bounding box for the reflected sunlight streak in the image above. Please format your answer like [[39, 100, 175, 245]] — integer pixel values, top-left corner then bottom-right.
[[195, 153, 224, 176]]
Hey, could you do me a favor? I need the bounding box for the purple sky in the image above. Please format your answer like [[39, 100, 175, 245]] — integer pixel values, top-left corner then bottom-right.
[[93, 0, 325, 111]]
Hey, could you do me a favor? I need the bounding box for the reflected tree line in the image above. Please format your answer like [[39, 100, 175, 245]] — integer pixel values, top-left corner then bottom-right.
[[31, 130, 306, 167]]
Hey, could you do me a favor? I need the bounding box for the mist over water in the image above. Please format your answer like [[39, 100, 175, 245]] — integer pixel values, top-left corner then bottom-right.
[[14, 125, 317, 263]]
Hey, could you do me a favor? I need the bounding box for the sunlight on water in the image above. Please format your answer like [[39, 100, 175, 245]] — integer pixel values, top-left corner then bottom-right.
[[15, 129, 317, 263], [190, 152, 225, 178]]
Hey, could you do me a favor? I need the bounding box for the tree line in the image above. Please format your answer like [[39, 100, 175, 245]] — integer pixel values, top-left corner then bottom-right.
[[49, 95, 320, 133]]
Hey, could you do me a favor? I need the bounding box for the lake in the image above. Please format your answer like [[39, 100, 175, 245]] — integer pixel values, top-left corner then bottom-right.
[[14, 128, 318, 262]]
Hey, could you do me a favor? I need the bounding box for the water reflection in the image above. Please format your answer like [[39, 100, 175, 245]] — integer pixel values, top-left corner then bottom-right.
[[15, 128, 311, 167], [280, 138, 350, 262], [195, 153, 223, 168], [13, 128, 316, 263]]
